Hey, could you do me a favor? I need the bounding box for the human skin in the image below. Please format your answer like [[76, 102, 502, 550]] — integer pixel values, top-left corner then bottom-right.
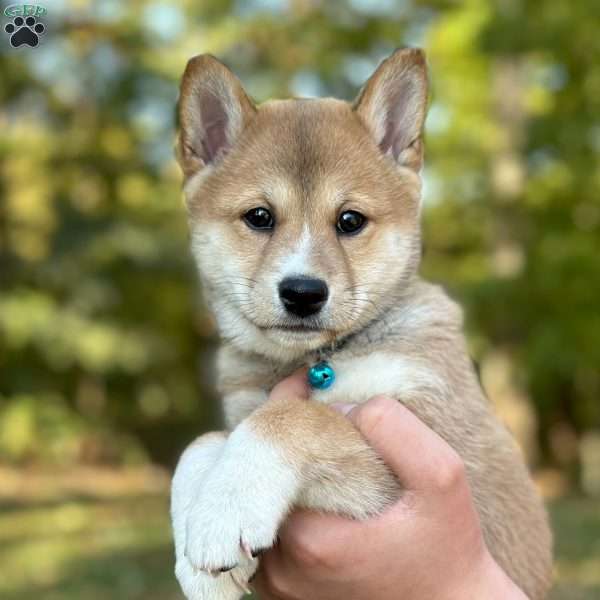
[[252, 372, 529, 600]]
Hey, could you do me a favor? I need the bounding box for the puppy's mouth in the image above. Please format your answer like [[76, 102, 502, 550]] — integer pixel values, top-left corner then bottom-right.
[[255, 316, 334, 336], [261, 324, 324, 333]]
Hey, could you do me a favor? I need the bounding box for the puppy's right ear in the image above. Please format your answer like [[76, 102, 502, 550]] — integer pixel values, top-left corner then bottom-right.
[[177, 55, 256, 177]]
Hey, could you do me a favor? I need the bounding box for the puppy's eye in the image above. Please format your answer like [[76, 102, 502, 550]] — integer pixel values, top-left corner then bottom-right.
[[243, 207, 275, 231], [336, 210, 366, 235]]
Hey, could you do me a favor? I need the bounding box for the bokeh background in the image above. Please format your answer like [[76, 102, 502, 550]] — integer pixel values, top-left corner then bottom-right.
[[1, 0, 599, 598]]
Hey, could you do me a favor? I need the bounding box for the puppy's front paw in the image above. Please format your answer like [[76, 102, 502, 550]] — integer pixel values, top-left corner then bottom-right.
[[173, 432, 256, 599], [175, 556, 256, 600], [184, 475, 278, 573], [185, 424, 299, 574]]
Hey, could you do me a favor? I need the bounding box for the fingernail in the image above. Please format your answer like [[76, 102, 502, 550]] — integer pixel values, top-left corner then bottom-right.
[[331, 403, 356, 416]]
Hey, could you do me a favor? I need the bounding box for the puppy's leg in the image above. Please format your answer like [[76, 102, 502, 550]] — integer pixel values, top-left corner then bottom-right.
[[184, 397, 398, 576], [172, 432, 258, 600]]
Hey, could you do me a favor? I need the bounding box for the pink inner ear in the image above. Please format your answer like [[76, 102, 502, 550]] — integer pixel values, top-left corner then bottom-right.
[[199, 92, 229, 164], [378, 81, 419, 161], [202, 119, 228, 164]]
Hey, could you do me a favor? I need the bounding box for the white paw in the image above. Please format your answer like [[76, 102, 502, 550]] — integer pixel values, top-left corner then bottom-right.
[[184, 476, 277, 573], [175, 556, 256, 600], [184, 423, 299, 573], [173, 433, 257, 600]]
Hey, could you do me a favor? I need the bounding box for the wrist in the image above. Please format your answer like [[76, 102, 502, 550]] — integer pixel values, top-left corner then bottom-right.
[[465, 550, 529, 600]]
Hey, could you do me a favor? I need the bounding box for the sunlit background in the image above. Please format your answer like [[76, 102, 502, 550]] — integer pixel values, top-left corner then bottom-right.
[[1, 0, 599, 598]]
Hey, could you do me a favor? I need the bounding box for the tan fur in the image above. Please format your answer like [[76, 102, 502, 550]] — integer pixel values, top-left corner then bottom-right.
[[176, 49, 553, 598]]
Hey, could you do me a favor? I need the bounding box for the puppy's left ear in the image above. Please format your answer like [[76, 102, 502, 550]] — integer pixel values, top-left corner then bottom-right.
[[354, 48, 428, 171]]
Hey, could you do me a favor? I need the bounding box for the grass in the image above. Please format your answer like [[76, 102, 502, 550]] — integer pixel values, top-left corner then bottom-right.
[[0, 467, 598, 599]]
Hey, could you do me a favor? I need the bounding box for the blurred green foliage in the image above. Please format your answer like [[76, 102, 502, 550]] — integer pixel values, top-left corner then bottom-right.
[[0, 0, 599, 484]]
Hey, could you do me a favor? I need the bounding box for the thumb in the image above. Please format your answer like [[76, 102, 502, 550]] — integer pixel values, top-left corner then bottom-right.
[[334, 395, 463, 491], [270, 367, 310, 403]]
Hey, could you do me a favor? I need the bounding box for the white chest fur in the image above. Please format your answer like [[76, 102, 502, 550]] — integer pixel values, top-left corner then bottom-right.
[[310, 352, 449, 406]]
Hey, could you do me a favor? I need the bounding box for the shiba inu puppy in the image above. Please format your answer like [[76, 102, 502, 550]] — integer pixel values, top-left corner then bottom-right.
[[171, 48, 553, 599]]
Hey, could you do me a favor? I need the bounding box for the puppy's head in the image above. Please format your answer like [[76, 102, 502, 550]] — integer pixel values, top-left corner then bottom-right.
[[177, 49, 428, 361]]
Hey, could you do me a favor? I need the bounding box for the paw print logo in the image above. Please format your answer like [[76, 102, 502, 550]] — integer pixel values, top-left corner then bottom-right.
[[4, 15, 45, 48]]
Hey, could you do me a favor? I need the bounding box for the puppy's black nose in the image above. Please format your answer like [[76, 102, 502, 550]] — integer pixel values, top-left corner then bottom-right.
[[279, 277, 328, 318]]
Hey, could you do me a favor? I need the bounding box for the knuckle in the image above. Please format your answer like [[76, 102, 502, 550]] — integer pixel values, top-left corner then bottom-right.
[[433, 448, 466, 492], [261, 569, 292, 599], [353, 395, 397, 435], [288, 531, 339, 570]]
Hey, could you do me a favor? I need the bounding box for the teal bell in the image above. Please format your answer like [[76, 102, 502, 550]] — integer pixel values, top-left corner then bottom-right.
[[308, 361, 336, 390]]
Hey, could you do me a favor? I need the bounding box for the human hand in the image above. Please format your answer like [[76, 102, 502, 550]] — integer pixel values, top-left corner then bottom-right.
[[252, 395, 528, 600]]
